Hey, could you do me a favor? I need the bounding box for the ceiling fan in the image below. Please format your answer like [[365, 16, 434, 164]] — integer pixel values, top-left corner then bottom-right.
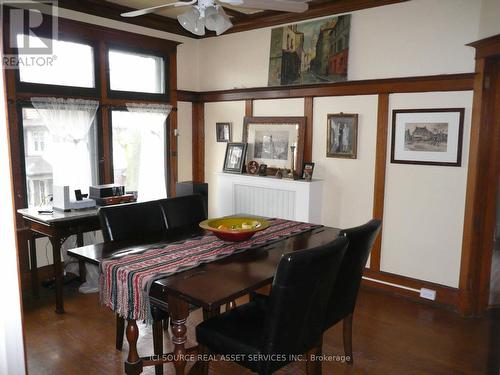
[[121, 0, 310, 36]]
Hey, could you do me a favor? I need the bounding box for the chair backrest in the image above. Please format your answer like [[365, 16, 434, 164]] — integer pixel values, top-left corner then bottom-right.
[[159, 194, 207, 229], [98, 200, 168, 242], [324, 219, 382, 329], [261, 236, 348, 364]]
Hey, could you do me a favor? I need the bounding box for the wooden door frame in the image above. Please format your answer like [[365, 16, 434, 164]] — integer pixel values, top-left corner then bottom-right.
[[459, 34, 500, 316]]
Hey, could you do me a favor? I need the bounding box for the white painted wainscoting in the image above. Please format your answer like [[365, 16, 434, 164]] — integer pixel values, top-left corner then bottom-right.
[[215, 172, 323, 223]]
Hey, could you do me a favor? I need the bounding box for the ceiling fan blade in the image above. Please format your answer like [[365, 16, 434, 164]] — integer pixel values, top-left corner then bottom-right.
[[218, 0, 308, 13], [121, 1, 196, 18]]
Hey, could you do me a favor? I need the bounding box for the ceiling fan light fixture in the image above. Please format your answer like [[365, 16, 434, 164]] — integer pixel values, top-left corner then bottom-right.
[[205, 6, 233, 35], [177, 8, 205, 36]]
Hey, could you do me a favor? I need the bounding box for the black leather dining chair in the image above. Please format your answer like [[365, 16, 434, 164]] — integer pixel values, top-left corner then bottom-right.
[[159, 194, 207, 229], [98, 199, 168, 242], [323, 219, 382, 364], [196, 236, 349, 375], [98, 200, 169, 375]]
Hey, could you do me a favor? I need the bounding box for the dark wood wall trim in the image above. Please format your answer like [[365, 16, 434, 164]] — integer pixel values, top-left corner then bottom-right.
[[304, 97, 313, 163], [245, 99, 254, 118], [363, 268, 459, 309], [370, 93, 389, 271], [195, 74, 475, 102], [459, 35, 500, 316], [178, 90, 200, 103], [169, 51, 179, 196], [192, 102, 205, 183]]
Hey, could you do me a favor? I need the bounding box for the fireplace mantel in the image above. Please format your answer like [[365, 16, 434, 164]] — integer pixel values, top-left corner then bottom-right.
[[215, 172, 324, 223]]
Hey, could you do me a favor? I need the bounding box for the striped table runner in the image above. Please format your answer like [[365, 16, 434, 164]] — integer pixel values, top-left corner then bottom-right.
[[99, 218, 321, 321]]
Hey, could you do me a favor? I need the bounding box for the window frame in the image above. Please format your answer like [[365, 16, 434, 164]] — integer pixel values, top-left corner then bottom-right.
[[13, 32, 101, 98], [3, 11, 179, 219], [106, 44, 170, 102]]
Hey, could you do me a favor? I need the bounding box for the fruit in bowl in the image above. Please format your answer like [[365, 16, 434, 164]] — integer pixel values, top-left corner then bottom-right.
[[199, 217, 270, 242]]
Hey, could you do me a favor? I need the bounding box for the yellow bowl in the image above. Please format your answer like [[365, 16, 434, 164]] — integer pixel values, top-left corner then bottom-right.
[[199, 217, 270, 242]]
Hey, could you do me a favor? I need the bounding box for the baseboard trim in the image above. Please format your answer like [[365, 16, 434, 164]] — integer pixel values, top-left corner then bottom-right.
[[362, 268, 459, 310]]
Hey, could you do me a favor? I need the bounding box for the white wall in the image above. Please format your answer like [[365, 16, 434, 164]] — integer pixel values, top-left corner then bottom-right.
[[204, 101, 245, 217], [313, 96, 378, 229], [381, 91, 472, 287], [479, 0, 500, 39], [197, 0, 481, 91]]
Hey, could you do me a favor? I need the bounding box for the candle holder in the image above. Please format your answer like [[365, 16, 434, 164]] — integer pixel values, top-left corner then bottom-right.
[[286, 145, 299, 180]]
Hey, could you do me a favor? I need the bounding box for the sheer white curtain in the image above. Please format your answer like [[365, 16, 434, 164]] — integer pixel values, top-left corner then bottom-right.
[[31, 97, 99, 193], [126, 103, 172, 201]]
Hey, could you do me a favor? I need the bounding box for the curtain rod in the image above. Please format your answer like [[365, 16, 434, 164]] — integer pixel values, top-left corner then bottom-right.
[[7, 99, 177, 111]]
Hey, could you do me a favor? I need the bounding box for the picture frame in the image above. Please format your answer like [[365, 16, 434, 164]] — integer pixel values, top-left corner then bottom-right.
[[391, 108, 465, 167], [243, 116, 306, 177], [327, 113, 358, 159], [302, 162, 315, 181], [223, 142, 247, 174], [216, 122, 232, 142], [258, 164, 268, 176]]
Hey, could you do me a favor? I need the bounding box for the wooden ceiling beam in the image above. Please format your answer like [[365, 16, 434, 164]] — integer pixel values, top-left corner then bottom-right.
[[52, 0, 410, 39], [228, 0, 410, 34], [55, 0, 200, 38]]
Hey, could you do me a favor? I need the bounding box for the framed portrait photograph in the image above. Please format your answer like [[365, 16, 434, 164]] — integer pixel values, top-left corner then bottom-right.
[[243, 116, 306, 176], [216, 122, 232, 142], [302, 162, 315, 181], [258, 164, 268, 176], [327, 113, 358, 159], [391, 108, 465, 167], [223, 142, 247, 174]]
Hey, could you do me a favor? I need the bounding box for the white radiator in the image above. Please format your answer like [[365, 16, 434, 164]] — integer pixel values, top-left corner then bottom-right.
[[216, 173, 323, 223]]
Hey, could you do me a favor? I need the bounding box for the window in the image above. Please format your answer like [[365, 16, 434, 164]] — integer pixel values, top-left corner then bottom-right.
[[22, 107, 98, 208], [108, 49, 165, 94], [111, 109, 168, 201], [16, 35, 95, 88]]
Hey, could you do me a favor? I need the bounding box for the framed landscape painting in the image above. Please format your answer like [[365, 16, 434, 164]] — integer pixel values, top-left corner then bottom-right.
[[268, 15, 351, 86], [391, 108, 465, 167]]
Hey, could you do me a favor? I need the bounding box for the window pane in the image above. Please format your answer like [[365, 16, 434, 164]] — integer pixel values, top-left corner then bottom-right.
[[108, 49, 165, 94], [17, 35, 95, 88], [22, 107, 97, 208], [112, 110, 167, 201]]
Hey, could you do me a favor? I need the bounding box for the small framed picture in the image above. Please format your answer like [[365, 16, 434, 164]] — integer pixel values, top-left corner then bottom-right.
[[327, 113, 358, 159], [247, 160, 259, 174], [216, 122, 232, 142], [223, 142, 247, 174], [302, 162, 315, 181], [391, 108, 465, 167], [258, 164, 268, 176]]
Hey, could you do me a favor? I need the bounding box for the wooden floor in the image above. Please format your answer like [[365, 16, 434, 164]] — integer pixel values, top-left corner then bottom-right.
[[23, 284, 499, 375]]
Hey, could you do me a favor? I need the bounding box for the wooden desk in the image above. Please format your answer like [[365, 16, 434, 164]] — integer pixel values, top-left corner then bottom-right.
[[68, 225, 340, 375], [18, 208, 101, 314]]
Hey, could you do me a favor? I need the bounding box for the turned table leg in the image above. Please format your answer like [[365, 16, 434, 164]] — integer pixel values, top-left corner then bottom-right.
[[76, 233, 86, 282], [28, 234, 39, 297], [49, 236, 64, 314], [125, 319, 143, 375], [168, 295, 189, 375]]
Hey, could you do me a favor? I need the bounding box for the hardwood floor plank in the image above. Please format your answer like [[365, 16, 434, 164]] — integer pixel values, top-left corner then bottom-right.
[[22, 285, 498, 375]]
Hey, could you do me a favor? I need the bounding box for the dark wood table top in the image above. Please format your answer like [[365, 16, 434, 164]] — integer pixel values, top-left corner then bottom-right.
[[68, 225, 341, 310]]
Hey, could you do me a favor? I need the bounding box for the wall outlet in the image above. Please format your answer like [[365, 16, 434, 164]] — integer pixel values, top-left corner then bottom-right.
[[420, 288, 436, 301]]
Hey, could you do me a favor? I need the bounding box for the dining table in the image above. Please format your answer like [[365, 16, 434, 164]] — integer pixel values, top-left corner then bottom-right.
[[68, 221, 341, 375]]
